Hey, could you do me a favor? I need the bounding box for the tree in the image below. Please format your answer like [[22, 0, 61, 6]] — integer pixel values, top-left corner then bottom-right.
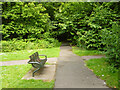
[[2, 2, 50, 40]]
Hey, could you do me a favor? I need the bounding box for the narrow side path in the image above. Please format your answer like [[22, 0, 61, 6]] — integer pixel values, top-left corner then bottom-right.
[[0, 58, 57, 66], [54, 46, 109, 88]]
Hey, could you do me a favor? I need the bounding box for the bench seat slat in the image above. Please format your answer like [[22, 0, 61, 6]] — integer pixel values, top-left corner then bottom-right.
[[28, 52, 47, 77]]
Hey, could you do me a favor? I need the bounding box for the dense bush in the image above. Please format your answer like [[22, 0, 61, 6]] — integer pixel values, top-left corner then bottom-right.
[[102, 23, 120, 68], [2, 2, 51, 40], [2, 38, 61, 52], [57, 3, 119, 50]]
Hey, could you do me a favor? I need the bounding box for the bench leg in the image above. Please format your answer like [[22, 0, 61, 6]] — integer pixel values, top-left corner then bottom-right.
[[32, 68, 40, 77]]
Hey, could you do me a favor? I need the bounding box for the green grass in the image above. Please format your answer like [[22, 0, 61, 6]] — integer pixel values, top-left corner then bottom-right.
[[72, 46, 104, 56], [1, 47, 60, 61], [1, 64, 54, 88], [85, 57, 119, 88]]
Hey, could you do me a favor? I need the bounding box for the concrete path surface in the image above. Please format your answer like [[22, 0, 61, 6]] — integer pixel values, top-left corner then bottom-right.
[[54, 46, 109, 88], [81, 55, 105, 61], [0, 57, 57, 66], [22, 65, 56, 81]]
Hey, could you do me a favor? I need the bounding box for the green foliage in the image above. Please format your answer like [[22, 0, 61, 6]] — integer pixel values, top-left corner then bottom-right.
[[53, 2, 93, 43], [2, 2, 51, 40], [102, 23, 120, 68], [76, 4, 119, 50], [2, 38, 61, 52], [2, 2, 120, 68]]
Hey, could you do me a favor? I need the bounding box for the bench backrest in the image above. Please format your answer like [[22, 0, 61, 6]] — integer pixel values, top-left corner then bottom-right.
[[29, 52, 40, 62]]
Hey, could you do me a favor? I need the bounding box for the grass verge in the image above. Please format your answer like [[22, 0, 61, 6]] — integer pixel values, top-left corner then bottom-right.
[[1, 47, 60, 61], [72, 46, 104, 56], [85, 57, 119, 88], [1, 64, 54, 88]]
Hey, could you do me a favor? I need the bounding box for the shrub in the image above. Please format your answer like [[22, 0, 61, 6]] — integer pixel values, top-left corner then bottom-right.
[[2, 38, 61, 52], [102, 23, 120, 68], [2, 2, 51, 40]]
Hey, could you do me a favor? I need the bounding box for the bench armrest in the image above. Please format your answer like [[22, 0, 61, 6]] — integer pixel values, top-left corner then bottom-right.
[[39, 55, 47, 59], [28, 62, 40, 64]]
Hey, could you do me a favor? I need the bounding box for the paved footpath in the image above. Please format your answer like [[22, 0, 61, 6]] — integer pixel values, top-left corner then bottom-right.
[[0, 58, 57, 66], [54, 46, 109, 88]]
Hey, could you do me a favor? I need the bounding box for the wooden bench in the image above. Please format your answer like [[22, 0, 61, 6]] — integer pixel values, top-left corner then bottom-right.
[[28, 52, 47, 77]]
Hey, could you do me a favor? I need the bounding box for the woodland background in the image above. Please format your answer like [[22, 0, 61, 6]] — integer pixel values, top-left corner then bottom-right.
[[2, 2, 120, 68]]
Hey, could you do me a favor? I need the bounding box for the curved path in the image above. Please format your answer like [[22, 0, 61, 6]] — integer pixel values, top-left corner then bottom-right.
[[54, 46, 109, 88]]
